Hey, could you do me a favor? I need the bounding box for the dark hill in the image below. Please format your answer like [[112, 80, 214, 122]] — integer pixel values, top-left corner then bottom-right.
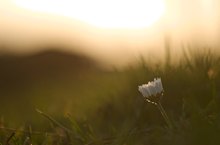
[[0, 50, 99, 90]]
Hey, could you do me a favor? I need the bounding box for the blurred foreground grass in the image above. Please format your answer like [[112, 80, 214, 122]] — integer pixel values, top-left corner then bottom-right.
[[0, 48, 220, 145]]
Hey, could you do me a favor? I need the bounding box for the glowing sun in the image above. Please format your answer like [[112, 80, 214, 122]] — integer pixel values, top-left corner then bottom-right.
[[13, 0, 166, 29]]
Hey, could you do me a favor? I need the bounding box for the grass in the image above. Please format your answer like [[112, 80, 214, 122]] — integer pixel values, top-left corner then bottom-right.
[[1, 47, 220, 145]]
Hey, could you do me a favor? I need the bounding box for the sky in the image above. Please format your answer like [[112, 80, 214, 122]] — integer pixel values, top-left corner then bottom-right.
[[1, 0, 220, 65]]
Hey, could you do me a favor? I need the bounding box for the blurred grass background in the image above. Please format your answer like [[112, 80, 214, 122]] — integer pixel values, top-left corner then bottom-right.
[[0, 45, 220, 145]]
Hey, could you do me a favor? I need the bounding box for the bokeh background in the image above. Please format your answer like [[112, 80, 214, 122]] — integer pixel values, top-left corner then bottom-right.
[[1, 0, 220, 145]]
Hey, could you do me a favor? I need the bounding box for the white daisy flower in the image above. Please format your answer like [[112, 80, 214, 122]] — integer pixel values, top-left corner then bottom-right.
[[138, 78, 164, 104]]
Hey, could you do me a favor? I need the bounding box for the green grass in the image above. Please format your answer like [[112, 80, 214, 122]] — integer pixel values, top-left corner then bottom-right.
[[1, 47, 220, 145]]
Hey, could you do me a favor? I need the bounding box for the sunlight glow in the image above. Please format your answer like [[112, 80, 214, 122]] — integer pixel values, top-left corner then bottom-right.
[[13, 0, 166, 29]]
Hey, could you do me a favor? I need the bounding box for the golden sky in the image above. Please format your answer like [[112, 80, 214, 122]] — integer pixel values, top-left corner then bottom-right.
[[1, 0, 220, 65]]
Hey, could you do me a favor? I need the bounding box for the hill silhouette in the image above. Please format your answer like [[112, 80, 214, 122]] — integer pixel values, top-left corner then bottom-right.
[[0, 50, 99, 91]]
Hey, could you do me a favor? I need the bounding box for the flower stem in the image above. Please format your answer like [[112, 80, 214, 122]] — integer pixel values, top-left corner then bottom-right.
[[157, 102, 173, 129]]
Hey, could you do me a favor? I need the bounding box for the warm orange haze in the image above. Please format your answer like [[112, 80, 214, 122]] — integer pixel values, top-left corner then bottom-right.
[[13, 0, 165, 28], [1, 0, 220, 66]]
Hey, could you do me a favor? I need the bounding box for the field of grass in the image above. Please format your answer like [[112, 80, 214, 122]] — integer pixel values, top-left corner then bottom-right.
[[0, 48, 220, 145]]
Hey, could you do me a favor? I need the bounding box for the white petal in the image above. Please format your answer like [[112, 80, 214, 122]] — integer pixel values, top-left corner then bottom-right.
[[155, 83, 160, 93], [139, 85, 149, 97], [149, 84, 156, 96], [155, 78, 163, 93], [144, 88, 150, 97], [138, 86, 145, 94]]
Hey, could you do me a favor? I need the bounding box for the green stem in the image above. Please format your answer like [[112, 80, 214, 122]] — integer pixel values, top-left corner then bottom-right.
[[157, 102, 173, 129]]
